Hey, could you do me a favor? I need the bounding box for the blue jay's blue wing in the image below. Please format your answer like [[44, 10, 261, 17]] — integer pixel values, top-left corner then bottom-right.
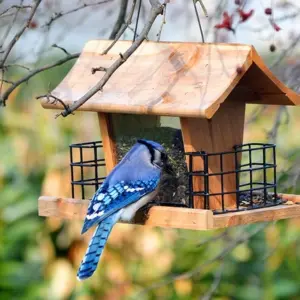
[[77, 211, 121, 281], [81, 178, 159, 234]]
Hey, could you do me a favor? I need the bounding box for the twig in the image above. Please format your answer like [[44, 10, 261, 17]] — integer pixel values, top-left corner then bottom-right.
[[156, 3, 167, 41], [196, 0, 208, 17], [136, 223, 268, 296], [2, 64, 31, 71], [0, 52, 79, 106], [52, 44, 71, 56], [55, 0, 164, 118], [0, 69, 4, 96], [0, 5, 31, 17], [200, 262, 225, 300], [102, 0, 137, 55], [246, 105, 267, 125], [133, 0, 142, 42], [91, 66, 107, 74], [0, 78, 14, 85], [43, 0, 112, 27], [206, 0, 225, 39], [193, 0, 206, 43], [196, 230, 229, 248], [0, 2, 22, 47], [270, 33, 300, 69], [267, 106, 289, 143], [36, 93, 71, 117], [109, 0, 129, 39], [0, 0, 42, 68]]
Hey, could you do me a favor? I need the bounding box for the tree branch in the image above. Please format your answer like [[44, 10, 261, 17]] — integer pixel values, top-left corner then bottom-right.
[[201, 262, 225, 300], [52, 44, 71, 56], [43, 0, 112, 28], [56, 0, 164, 118], [36, 93, 71, 116], [156, 2, 167, 41], [0, 5, 32, 17], [0, 0, 42, 68], [136, 223, 268, 296], [102, 0, 138, 55], [0, 52, 79, 106], [109, 0, 129, 39]]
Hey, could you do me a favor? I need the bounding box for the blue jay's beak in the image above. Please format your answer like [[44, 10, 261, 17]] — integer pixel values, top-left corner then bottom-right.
[[164, 162, 175, 176]]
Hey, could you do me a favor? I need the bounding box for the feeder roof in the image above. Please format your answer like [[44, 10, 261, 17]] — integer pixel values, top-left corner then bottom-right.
[[41, 40, 300, 118]]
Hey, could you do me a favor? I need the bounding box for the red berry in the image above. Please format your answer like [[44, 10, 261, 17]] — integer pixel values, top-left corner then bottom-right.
[[264, 8, 272, 15], [28, 21, 38, 29]]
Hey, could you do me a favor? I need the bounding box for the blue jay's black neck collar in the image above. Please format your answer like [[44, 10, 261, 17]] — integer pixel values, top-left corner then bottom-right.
[[137, 139, 156, 164], [137, 139, 174, 175]]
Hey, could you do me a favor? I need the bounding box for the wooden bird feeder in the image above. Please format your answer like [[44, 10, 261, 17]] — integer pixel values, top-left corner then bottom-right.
[[38, 40, 300, 230]]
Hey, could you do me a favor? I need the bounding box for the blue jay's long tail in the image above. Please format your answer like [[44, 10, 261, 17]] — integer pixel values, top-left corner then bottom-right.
[[77, 212, 120, 281]]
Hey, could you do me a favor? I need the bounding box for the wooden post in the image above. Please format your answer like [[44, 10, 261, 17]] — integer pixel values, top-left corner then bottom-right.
[[180, 99, 246, 210], [98, 113, 117, 174]]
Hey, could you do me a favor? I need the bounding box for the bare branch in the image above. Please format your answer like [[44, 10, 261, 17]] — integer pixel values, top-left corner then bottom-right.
[[267, 106, 289, 143], [193, 0, 207, 43], [4, 64, 31, 71], [109, 0, 129, 39], [201, 262, 225, 300], [270, 33, 300, 69], [196, 230, 229, 248], [102, 0, 138, 55], [196, 0, 208, 17], [55, 0, 164, 118], [36, 93, 71, 116], [43, 0, 112, 28], [246, 105, 267, 125], [0, 5, 32, 17], [0, 78, 14, 85], [0, 52, 79, 106], [52, 44, 71, 56], [136, 223, 268, 296], [0, 0, 42, 68], [91, 66, 107, 74], [156, 3, 167, 41]]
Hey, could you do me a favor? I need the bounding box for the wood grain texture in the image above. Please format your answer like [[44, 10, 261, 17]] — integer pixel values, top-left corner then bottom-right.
[[98, 113, 117, 173], [180, 97, 246, 210], [213, 204, 300, 229], [39, 40, 300, 118], [278, 193, 300, 203], [38, 196, 214, 230], [38, 193, 300, 230], [134, 206, 214, 230], [39, 196, 89, 220]]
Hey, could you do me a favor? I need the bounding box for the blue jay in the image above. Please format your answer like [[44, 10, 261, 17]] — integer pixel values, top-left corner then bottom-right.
[[77, 139, 173, 280]]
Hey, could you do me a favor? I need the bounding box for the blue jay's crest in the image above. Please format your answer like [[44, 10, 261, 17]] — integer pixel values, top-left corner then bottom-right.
[[78, 139, 169, 280], [137, 139, 165, 152]]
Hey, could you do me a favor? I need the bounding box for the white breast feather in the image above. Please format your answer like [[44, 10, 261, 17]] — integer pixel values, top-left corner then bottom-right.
[[120, 189, 158, 222]]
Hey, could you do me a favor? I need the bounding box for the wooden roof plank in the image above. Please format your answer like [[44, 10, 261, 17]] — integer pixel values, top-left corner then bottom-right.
[[40, 40, 300, 118]]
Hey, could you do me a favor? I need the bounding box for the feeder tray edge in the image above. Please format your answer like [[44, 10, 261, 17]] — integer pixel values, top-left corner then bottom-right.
[[38, 194, 300, 230]]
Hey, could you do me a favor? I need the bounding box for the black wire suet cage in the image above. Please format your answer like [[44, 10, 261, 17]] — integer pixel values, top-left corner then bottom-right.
[[69, 141, 280, 214]]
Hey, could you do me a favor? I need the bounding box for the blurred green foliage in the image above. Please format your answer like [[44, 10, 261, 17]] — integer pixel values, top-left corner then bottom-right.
[[1, 53, 300, 300]]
